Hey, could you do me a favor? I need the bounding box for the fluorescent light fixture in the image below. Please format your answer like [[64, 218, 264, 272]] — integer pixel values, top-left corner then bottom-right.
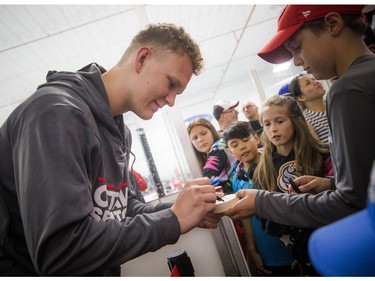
[[272, 62, 291, 73]]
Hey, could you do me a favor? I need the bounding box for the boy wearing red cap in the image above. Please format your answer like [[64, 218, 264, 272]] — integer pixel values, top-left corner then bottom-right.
[[226, 5, 375, 276]]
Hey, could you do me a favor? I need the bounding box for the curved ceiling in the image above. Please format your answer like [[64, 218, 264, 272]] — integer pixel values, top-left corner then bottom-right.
[[0, 4, 290, 124]]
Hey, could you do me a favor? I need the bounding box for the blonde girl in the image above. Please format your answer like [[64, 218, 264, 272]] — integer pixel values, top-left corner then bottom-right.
[[255, 95, 330, 192]]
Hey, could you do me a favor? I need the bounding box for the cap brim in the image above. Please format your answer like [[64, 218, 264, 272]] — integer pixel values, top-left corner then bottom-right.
[[363, 5, 375, 13], [257, 23, 303, 64], [308, 209, 375, 276], [230, 101, 239, 108]]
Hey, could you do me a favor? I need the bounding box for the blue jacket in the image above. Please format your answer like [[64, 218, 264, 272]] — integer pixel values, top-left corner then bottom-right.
[[232, 162, 294, 267]]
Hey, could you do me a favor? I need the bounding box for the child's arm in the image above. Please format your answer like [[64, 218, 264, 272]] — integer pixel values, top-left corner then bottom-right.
[[242, 219, 272, 276], [202, 148, 228, 179]]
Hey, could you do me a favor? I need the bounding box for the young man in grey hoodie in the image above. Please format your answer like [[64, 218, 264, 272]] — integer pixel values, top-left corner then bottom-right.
[[0, 23, 221, 276]]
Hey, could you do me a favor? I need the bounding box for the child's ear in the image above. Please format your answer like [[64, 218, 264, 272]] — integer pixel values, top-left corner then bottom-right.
[[227, 147, 234, 155], [253, 134, 260, 145], [226, 143, 234, 155], [324, 12, 344, 36], [297, 95, 306, 103]]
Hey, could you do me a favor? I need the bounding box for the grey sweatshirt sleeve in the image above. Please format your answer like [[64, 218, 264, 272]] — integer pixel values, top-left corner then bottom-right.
[[255, 189, 361, 228], [13, 103, 180, 275], [126, 197, 174, 217]]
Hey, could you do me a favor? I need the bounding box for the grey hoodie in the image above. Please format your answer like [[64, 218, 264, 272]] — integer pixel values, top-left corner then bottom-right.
[[0, 63, 179, 276]]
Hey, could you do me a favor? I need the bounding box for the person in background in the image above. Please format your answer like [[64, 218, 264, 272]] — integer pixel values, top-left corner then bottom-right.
[[187, 118, 220, 170], [278, 83, 292, 96], [200, 99, 241, 194], [227, 5, 375, 276], [202, 137, 239, 195], [188, 110, 243, 256], [278, 82, 321, 142], [187, 115, 238, 194], [289, 74, 330, 144], [212, 100, 239, 136], [242, 101, 263, 147], [223, 121, 297, 277], [0, 22, 222, 276], [187, 118, 245, 261]]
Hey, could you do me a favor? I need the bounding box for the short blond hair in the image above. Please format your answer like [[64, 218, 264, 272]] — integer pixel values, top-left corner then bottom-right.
[[122, 23, 204, 75]]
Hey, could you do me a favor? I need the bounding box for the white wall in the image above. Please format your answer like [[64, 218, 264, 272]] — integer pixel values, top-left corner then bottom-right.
[[121, 227, 225, 277]]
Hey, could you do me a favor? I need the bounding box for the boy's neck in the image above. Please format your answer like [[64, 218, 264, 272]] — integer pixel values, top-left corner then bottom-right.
[[243, 155, 260, 170], [335, 32, 373, 78], [243, 162, 252, 170]]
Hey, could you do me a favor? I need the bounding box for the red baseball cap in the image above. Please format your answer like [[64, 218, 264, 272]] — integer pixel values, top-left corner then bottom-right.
[[258, 5, 364, 64]]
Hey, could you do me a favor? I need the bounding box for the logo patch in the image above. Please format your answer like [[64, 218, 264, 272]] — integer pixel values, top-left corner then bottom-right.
[[302, 10, 311, 18]]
